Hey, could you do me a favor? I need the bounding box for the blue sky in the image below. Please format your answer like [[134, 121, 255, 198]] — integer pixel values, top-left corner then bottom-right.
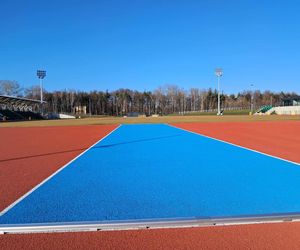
[[0, 0, 299, 93]]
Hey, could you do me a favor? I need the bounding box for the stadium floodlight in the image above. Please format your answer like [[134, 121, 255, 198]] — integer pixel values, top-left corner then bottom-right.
[[37, 70, 46, 114], [37, 70, 46, 79], [215, 68, 223, 115]]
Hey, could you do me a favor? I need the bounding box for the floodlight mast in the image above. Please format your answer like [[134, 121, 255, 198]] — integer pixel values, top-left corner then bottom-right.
[[37, 70, 46, 114], [250, 84, 254, 114], [215, 68, 223, 115]]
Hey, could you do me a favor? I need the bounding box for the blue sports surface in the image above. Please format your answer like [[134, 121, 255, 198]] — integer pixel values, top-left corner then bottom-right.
[[1, 124, 300, 225]]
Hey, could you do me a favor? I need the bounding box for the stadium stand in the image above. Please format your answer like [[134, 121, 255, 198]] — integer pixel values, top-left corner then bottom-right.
[[254, 105, 273, 115], [255, 96, 300, 115], [265, 106, 300, 115], [0, 95, 44, 121], [0, 109, 24, 120]]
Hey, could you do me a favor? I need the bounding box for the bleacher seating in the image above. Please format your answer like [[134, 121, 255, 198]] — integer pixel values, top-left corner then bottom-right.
[[266, 106, 300, 115], [15, 111, 43, 120], [0, 95, 44, 121], [0, 109, 43, 121], [255, 105, 273, 114], [0, 109, 24, 120]]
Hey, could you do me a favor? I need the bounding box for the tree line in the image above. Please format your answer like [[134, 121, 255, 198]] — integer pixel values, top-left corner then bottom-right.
[[0, 80, 297, 115]]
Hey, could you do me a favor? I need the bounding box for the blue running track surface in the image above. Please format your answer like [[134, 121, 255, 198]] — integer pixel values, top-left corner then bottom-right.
[[1, 124, 300, 225]]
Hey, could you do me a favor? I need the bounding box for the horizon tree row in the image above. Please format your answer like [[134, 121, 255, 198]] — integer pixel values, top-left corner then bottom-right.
[[0, 80, 297, 115]]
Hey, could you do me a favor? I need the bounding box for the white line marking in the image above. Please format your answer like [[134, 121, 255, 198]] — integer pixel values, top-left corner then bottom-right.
[[0, 124, 122, 216], [167, 124, 300, 166]]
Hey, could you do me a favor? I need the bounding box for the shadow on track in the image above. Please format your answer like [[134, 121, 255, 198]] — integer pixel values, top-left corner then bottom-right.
[[92, 134, 180, 148], [0, 134, 181, 164]]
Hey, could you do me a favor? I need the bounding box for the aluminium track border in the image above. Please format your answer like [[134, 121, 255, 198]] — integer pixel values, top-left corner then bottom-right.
[[1, 213, 300, 234]]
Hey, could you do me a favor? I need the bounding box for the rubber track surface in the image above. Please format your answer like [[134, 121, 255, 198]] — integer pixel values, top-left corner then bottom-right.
[[2, 222, 300, 249], [0, 125, 118, 211], [172, 121, 300, 164]]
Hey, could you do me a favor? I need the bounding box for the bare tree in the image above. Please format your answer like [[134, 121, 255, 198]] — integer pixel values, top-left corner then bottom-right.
[[23, 84, 294, 116], [24, 85, 40, 99], [0, 80, 23, 96]]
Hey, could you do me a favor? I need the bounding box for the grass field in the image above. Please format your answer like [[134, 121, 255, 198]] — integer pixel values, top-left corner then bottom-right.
[[0, 115, 299, 127]]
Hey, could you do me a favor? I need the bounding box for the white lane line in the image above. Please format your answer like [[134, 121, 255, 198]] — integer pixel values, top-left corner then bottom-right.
[[166, 124, 300, 166], [0, 125, 122, 216]]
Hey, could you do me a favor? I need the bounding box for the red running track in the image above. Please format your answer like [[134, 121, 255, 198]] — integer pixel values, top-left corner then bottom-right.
[[172, 121, 300, 164], [0, 125, 118, 212], [2, 222, 300, 250]]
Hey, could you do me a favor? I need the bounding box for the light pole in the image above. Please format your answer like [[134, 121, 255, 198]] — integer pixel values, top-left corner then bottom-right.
[[37, 70, 46, 114], [250, 84, 254, 115], [89, 97, 92, 117], [215, 68, 223, 115]]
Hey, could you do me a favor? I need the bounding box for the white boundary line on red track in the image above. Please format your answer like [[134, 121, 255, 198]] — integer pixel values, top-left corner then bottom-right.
[[167, 124, 300, 166], [0, 124, 122, 217]]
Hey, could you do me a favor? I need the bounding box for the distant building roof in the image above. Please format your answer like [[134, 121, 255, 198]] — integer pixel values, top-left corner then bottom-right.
[[0, 95, 45, 106], [0, 95, 46, 112]]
